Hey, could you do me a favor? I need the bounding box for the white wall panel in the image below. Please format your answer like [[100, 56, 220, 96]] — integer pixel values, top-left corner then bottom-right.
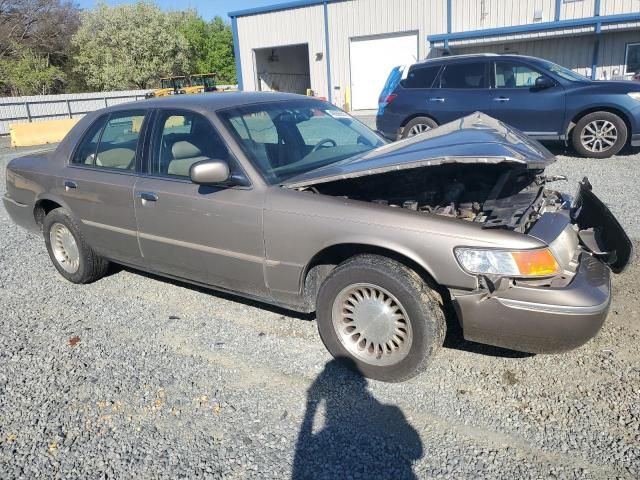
[[236, 5, 326, 97], [451, 0, 556, 31], [560, 0, 596, 20], [601, 0, 640, 15]]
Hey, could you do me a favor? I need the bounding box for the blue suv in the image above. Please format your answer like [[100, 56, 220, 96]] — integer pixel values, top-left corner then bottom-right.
[[376, 54, 640, 158]]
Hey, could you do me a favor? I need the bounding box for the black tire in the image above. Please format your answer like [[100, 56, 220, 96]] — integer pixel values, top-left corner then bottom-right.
[[401, 116, 438, 139], [43, 208, 109, 284], [571, 111, 627, 158], [316, 254, 446, 382]]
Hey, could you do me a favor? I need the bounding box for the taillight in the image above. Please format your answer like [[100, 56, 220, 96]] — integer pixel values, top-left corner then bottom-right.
[[379, 93, 397, 105]]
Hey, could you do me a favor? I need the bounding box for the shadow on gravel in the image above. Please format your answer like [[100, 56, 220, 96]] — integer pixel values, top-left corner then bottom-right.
[[539, 141, 640, 158], [292, 358, 422, 480], [119, 266, 315, 321]]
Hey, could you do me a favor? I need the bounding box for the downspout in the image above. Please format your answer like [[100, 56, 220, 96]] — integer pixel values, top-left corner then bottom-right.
[[592, 0, 601, 80], [445, 0, 452, 51], [231, 16, 244, 90], [323, 0, 333, 103]]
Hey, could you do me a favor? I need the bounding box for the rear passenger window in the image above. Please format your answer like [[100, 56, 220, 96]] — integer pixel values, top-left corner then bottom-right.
[[71, 115, 108, 165], [72, 111, 146, 170], [151, 110, 240, 179], [402, 66, 440, 89], [438, 62, 487, 89]]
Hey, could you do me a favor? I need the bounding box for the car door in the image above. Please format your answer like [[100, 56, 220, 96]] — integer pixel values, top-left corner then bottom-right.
[[62, 109, 148, 263], [486, 60, 566, 137], [133, 108, 267, 297], [428, 60, 491, 123]]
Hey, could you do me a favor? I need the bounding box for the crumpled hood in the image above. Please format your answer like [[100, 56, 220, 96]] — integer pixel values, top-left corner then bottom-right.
[[283, 112, 555, 188]]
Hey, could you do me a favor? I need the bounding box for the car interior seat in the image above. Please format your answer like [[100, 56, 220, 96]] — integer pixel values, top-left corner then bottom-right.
[[167, 141, 209, 176]]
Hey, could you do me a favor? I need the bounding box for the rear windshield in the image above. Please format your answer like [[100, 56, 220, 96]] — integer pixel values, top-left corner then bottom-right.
[[402, 65, 440, 89]]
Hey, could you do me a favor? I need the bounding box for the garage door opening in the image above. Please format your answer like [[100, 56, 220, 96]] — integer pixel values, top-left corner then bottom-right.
[[254, 44, 311, 95]]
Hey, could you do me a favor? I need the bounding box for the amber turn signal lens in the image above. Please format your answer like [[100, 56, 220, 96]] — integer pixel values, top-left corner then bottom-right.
[[511, 249, 559, 276]]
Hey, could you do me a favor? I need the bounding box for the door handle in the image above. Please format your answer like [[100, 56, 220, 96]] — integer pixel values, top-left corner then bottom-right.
[[64, 180, 77, 191], [493, 96, 510, 102], [137, 192, 158, 203], [429, 97, 445, 103]]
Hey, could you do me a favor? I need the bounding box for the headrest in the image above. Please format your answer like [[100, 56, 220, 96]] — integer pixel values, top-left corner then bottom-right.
[[172, 141, 202, 160]]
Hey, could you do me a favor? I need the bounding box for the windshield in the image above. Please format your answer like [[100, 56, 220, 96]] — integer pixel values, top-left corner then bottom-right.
[[540, 60, 590, 82], [190, 75, 204, 86], [218, 100, 384, 184], [173, 77, 188, 88], [160, 79, 173, 89]]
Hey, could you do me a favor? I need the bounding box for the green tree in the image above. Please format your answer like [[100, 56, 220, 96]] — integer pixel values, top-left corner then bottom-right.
[[71, 1, 190, 90], [0, 0, 80, 94], [0, 46, 64, 95], [178, 12, 237, 84]]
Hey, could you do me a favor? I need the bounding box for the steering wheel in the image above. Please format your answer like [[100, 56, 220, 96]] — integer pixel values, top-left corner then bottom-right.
[[312, 138, 337, 152]]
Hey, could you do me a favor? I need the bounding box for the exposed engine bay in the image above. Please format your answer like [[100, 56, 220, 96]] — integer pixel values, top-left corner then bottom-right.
[[298, 164, 568, 232]]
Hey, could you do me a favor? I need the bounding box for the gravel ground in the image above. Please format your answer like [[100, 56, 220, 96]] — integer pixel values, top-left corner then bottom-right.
[[1, 137, 639, 479]]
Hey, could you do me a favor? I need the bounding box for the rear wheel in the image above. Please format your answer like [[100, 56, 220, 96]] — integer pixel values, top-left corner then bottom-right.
[[43, 208, 109, 284], [401, 116, 438, 139], [571, 111, 627, 158], [316, 255, 446, 382]]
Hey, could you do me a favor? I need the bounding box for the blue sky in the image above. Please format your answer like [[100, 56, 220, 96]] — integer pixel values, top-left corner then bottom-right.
[[76, 0, 280, 20]]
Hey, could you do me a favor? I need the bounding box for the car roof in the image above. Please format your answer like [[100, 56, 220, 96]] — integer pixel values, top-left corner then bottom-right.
[[104, 91, 314, 115], [413, 53, 546, 67]]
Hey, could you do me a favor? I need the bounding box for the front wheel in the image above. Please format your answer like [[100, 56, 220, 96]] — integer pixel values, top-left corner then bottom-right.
[[316, 255, 446, 382], [43, 208, 109, 284], [571, 111, 627, 158]]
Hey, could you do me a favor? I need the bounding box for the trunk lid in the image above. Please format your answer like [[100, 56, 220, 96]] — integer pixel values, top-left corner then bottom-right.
[[283, 112, 555, 188]]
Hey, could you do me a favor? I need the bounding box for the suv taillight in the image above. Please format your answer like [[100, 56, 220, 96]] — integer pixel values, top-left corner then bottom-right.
[[379, 93, 397, 105]]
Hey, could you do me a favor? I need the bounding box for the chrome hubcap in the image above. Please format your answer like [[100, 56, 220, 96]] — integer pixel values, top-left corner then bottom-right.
[[581, 120, 617, 153], [407, 123, 431, 137], [50, 223, 80, 274], [331, 283, 413, 366]]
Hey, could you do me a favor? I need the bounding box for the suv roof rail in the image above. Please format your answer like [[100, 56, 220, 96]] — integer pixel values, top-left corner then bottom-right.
[[414, 53, 501, 66]]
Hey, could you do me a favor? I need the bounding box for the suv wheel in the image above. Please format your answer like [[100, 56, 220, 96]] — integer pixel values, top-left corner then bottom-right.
[[43, 208, 109, 284], [571, 111, 627, 158], [402, 117, 438, 139], [316, 254, 446, 382]]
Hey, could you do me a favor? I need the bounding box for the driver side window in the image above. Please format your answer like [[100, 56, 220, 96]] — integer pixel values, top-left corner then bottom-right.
[[150, 109, 242, 180], [495, 61, 542, 88]]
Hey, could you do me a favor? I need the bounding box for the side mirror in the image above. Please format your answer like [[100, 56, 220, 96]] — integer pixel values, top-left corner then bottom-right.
[[190, 159, 230, 185], [534, 76, 554, 90]]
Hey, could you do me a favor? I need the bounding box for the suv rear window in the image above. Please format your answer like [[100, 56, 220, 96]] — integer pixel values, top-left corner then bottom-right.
[[402, 66, 440, 89], [438, 62, 487, 89]]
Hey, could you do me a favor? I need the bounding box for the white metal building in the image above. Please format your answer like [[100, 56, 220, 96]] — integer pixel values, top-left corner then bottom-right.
[[230, 0, 640, 111]]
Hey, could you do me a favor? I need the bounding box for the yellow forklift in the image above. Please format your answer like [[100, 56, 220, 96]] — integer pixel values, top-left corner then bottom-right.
[[184, 73, 218, 94], [145, 74, 217, 98], [145, 76, 190, 98]]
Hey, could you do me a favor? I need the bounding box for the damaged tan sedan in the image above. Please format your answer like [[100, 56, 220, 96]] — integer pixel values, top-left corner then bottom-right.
[[3, 93, 632, 382]]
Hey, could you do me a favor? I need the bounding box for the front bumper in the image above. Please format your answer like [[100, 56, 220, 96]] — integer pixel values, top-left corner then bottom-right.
[[452, 254, 611, 354], [631, 133, 640, 147]]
